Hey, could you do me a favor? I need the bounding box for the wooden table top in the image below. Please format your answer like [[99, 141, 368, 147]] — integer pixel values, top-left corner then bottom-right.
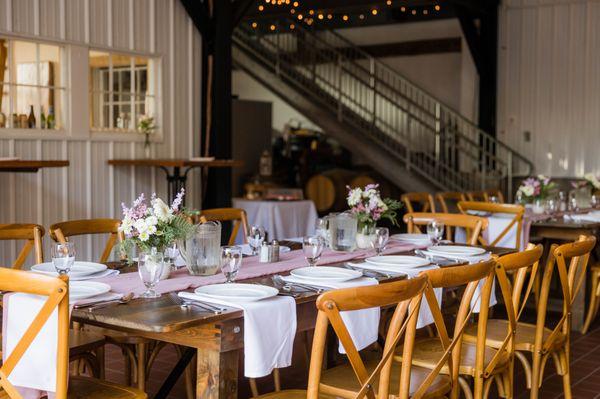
[[532, 217, 600, 230], [107, 159, 244, 168], [0, 160, 69, 172], [73, 245, 515, 334]]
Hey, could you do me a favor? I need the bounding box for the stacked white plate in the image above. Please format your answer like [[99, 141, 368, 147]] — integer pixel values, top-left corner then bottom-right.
[[31, 261, 113, 281], [426, 245, 486, 258], [290, 266, 362, 283], [358, 255, 430, 273], [69, 281, 112, 301], [194, 283, 278, 302], [390, 233, 431, 246]]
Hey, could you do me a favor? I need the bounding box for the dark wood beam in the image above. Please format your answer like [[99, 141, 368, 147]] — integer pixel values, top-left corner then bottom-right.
[[454, 5, 482, 74], [179, 0, 213, 42], [233, 0, 255, 27]]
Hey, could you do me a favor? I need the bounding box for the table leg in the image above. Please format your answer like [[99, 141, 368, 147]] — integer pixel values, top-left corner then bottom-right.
[[196, 347, 239, 399]]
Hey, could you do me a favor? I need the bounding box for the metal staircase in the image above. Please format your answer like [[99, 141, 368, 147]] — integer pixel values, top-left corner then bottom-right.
[[232, 20, 533, 198]]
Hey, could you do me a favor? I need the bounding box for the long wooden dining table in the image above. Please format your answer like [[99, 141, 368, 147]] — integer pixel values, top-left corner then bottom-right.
[[72, 245, 515, 399]]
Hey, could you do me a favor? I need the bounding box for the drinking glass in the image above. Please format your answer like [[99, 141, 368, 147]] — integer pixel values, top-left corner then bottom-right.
[[51, 242, 76, 275], [427, 220, 445, 245], [138, 251, 164, 298], [569, 196, 579, 212], [315, 218, 330, 246], [592, 194, 599, 209], [488, 195, 499, 204], [371, 227, 389, 255], [247, 226, 266, 256], [303, 236, 325, 267], [545, 198, 558, 216], [220, 246, 242, 283]]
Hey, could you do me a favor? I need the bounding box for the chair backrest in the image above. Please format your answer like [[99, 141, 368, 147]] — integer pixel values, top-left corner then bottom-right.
[[403, 212, 488, 245], [0, 268, 69, 398], [0, 224, 44, 268], [435, 192, 466, 214], [419, 260, 496, 399], [535, 235, 596, 354], [466, 190, 505, 203], [457, 201, 525, 250], [199, 208, 249, 245], [49, 219, 123, 263], [401, 192, 436, 213], [307, 276, 451, 399]]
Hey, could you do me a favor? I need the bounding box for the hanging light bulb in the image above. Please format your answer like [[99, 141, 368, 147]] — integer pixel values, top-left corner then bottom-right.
[[434, 4, 441, 11], [371, 8, 378, 15], [258, 5, 264, 11], [342, 14, 349, 21], [251, 22, 258, 28], [318, 13, 324, 20], [270, 24, 276, 31]]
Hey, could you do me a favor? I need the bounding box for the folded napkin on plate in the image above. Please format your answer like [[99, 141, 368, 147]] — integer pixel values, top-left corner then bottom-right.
[[2, 290, 122, 395], [280, 275, 379, 354], [347, 262, 441, 329], [565, 211, 600, 223], [71, 269, 119, 281], [178, 291, 296, 378]]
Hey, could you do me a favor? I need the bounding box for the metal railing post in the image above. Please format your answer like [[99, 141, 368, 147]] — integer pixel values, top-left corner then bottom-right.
[[336, 54, 342, 122], [370, 58, 376, 125], [434, 102, 441, 162]]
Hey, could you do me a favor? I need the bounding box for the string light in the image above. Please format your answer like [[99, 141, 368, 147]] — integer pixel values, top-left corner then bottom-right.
[[342, 14, 349, 21], [318, 13, 324, 20], [327, 14, 333, 19], [434, 4, 441, 11], [258, 5, 264, 11], [270, 24, 276, 31], [371, 8, 378, 15], [251, 22, 258, 28], [411, 9, 417, 15], [290, 23, 295, 29], [423, 9, 428, 14], [359, 14, 365, 20], [290, 8, 295, 14], [308, 9, 314, 15], [293, 1, 299, 6], [297, 13, 303, 19], [386, 0, 392, 5], [400, 6, 406, 12]]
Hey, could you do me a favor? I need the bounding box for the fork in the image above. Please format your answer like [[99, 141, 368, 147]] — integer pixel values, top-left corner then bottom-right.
[[272, 275, 327, 294], [168, 293, 225, 314]]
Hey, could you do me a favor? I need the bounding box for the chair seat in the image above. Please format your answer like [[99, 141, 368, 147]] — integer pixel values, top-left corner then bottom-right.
[[463, 319, 567, 353], [68, 376, 146, 398], [69, 330, 105, 357], [319, 354, 451, 399], [396, 337, 510, 377]]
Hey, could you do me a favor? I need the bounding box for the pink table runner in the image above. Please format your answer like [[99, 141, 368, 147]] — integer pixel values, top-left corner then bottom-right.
[[96, 241, 422, 296]]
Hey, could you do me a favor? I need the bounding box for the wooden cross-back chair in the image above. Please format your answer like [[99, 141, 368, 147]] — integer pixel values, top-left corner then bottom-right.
[[199, 208, 249, 245], [0, 268, 145, 399], [395, 260, 510, 399], [403, 212, 488, 245], [49, 219, 123, 263], [501, 236, 594, 399], [0, 224, 44, 269], [435, 192, 466, 214], [467, 190, 505, 203], [463, 244, 543, 397], [401, 192, 436, 213], [458, 202, 526, 251], [255, 276, 454, 399]]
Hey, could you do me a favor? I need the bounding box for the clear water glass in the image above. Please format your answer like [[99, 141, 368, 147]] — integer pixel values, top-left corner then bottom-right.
[[247, 225, 266, 256], [545, 198, 558, 216], [315, 218, 330, 246], [592, 194, 599, 209], [371, 227, 389, 255], [427, 220, 445, 245], [569, 196, 579, 212], [220, 246, 242, 283], [328, 212, 357, 252], [51, 242, 76, 275], [138, 251, 164, 298], [488, 195, 499, 204], [303, 236, 325, 267]]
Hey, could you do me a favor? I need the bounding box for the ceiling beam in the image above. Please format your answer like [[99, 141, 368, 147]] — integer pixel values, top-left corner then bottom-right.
[[179, 0, 213, 41]]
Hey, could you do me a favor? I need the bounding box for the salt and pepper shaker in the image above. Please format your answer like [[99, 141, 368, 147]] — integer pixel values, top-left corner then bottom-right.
[[259, 242, 270, 263], [270, 240, 280, 262]]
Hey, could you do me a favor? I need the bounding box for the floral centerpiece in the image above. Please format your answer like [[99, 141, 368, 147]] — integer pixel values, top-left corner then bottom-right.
[[516, 175, 557, 213], [137, 115, 157, 156], [572, 173, 600, 192], [346, 184, 402, 248], [119, 189, 194, 267]]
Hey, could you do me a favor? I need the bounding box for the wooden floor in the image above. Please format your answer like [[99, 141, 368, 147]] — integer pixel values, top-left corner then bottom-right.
[[103, 316, 600, 399]]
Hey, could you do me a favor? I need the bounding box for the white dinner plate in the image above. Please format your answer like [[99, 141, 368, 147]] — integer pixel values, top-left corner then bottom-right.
[[194, 283, 278, 302], [31, 261, 107, 278], [390, 233, 431, 243], [69, 281, 111, 301], [426, 245, 486, 257], [290, 266, 362, 283], [365, 255, 430, 268]]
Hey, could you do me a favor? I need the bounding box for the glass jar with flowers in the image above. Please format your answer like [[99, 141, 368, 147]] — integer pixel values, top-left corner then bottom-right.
[[346, 184, 402, 249], [137, 115, 157, 158], [571, 173, 600, 208], [516, 175, 557, 214], [119, 189, 194, 279]]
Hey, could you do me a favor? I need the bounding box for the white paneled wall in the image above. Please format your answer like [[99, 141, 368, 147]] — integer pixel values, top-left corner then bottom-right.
[[0, 0, 202, 266], [498, 0, 600, 177]]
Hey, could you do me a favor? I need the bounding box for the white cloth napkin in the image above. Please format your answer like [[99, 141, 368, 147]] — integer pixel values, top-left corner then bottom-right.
[[565, 211, 600, 223], [71, 269, 119, 281], [347, 262, 442, 329], [178, 291, 296, 378], [280, 276, 379, 354]]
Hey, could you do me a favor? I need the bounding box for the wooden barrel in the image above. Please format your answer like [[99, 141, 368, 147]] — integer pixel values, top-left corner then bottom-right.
[[349, 174, 376, 190], [305, 174, 335, 212]]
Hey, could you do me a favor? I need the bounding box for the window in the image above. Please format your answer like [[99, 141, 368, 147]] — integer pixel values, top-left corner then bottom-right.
[[89, 51, 159, 132], [0, 38, 66, 130]]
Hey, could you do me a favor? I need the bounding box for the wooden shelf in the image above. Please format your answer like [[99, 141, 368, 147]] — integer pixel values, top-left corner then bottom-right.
[[0, 160, 70, 172]]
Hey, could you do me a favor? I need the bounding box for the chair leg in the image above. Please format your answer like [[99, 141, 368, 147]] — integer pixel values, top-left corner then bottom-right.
[[560, 350, 572, 399], [249, 378, 259, 398], [96, 345, 105, 379], [458, 376, 474, 399], [273, 368, 281, 392], [582, 271, 600, 334], [123, 347, 132, 386], [484, 376, 496, 399], [136, 342, 147, 392], [515, 351, 531, 389], [493, 374, 505, 398]]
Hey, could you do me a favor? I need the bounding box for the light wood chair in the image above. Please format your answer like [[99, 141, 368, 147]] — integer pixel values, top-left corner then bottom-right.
[[436, 192, 466, 214], [199, 208, 249, 245], [491, 236, 594, 399], [395, 259, 506, 399], [0, 223, 44, 268], [0, 268, 145, 398], [403, 212, 488, 245], [401, 192, 436, 213], [49, 219, 123, 263], [583, 264, 600, 334], [254, 275, 453, 399], [467, 190, 505, 203], [462, 244, 543, 397], [458, 202, 526, 251]]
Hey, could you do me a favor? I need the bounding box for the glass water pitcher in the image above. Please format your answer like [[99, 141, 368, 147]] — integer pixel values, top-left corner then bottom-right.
[[178, 221, 222, 276], [328, 212, 357, 252]]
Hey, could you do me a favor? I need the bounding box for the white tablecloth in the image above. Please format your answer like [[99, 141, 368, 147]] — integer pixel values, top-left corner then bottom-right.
[[232, 198, 318, 242]]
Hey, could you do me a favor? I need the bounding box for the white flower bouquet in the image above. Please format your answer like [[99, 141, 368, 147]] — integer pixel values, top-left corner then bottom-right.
[[119, 189, 194, 256], [346, 184, 402, 228]]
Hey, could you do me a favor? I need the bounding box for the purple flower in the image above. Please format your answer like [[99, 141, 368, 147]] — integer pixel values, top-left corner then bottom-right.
[[171, 188, 185, 211]]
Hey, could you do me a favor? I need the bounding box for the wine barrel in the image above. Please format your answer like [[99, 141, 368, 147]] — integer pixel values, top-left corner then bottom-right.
[[306, 169, 370, 213], [305, 174, 335, 212], [349, 175, 376, 191]]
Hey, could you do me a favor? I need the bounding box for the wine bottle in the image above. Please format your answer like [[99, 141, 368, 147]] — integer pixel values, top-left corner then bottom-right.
[[27, 105, 36, 128], [47, 106, 55, 129], [40, 107, 46, 129]]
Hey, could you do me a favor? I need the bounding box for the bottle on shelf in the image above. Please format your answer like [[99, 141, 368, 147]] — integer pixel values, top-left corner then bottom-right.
[[40, 107, 46, 129], [27, 105, 36, 128], [0, 111, 5, 128], [47, 106, 55, 129]]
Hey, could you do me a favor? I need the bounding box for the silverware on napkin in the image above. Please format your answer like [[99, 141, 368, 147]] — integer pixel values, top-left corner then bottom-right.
[[73, 292, 134, 311], [169, 293, 226, 314], [272, 275, 328, 294]]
